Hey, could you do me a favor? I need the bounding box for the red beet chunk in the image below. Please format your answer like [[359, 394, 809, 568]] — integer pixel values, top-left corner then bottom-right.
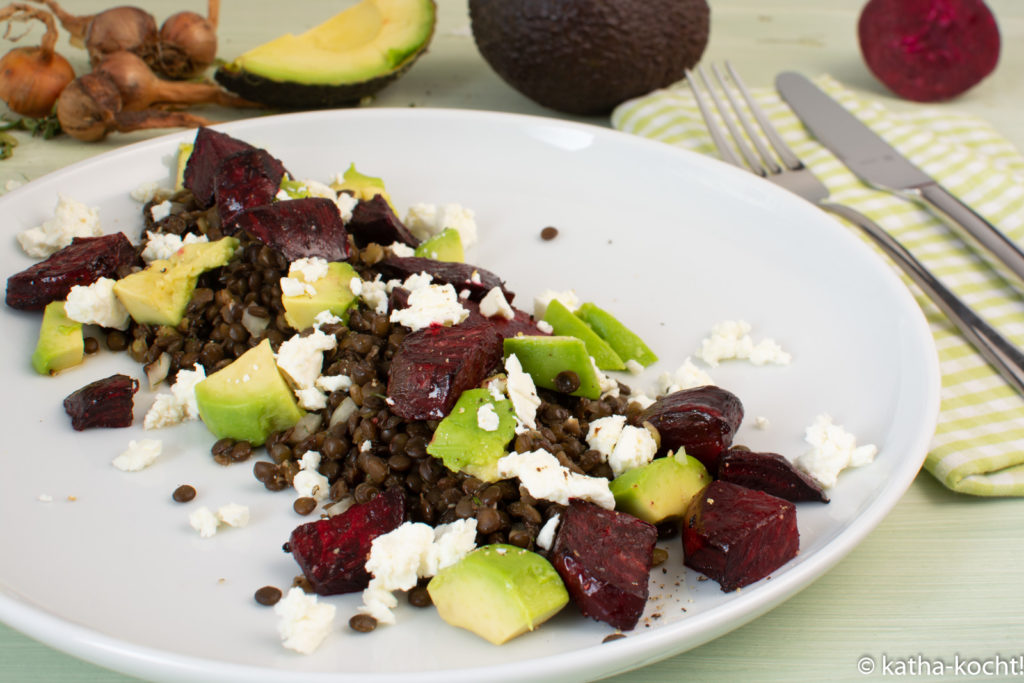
[[183, 127, 259, 208], [63, 374, 139, 430], [347, 195, 419, 248], [462, 299, 550, 339], [214, 149, 287, 225], [387, 323, 504, 420], [6, 233, 137, 310], [377, 256, 514, 303], [287, 487, 406, 595], [226, 197, 351, 262], [549, 499, 657, 631], [682, 480, 798, 592], [858, 0, 1001, 102], [719, 449, 829, 503], [640, 386, 743, 475]]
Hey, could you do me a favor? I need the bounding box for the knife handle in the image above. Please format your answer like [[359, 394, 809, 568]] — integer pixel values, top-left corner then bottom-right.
[[917, 183, 1024, 288], [822, 201, 1024, 398]]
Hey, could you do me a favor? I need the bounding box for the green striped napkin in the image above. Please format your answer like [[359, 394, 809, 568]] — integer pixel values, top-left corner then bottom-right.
[[612, 74, 1024, 496]]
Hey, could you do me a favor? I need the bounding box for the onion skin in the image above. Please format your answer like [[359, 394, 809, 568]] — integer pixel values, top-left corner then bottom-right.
[[0, 44, 74, 118], [31, 0, 158, 67], [157, 10, 217, 79]]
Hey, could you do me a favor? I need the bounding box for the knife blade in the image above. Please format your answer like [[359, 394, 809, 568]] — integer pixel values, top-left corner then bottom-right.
[[776, 71, 1024, 288]]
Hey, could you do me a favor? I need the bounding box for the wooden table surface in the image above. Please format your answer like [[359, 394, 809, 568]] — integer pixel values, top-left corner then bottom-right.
[[1, 1, 1022, 681]]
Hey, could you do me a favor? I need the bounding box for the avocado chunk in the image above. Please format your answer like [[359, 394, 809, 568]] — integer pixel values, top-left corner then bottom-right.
[[502, 335, 602, 399], [575, 302, 658, 368], [214, 0, 437, 109], [113, 237, 239, 326], [194, 338, 304, 446], [330, 163, 393, 207], [426, 387, 516, 482], [413, 227, 464, 262], [427, 544, 569, 645], [609, 450, 711, 524], [541, 299, 624, 370], [175, 142, 193, 191], [282, 261, 360, 331], [32, 301, 84, 376]]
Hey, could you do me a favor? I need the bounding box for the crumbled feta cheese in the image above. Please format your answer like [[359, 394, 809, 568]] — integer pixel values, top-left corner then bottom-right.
[[353, 275, 388, 315], [533, 289, 580, 319], [478, 286, 515, 320], [795, 414, 878, 488], [386, 241, 416, 257], [275, 587, 336, 655], [536, 513, 561, 551], [624, 359, 644, 375], [301, 179, 338, 200], [587, 415, 627, 459], [300, 451, 321, 471], [477, 403, 500, 431], [486, 376, 507, 402], [360, 440, 373, 453], [496, 450, 615, 509], [697, 320, 792, 367], [504, 354, 540, 431], [276, 329, 337, 390], [393, 272, 434, 293], [294, 466, 330, 502], [289, 257, 329, 284], [755, 416, 770, 430], [149, 200, 172, 223], [275, 189, 291, 202], [216, 503, 250, 528], [130, 181, 162, 203], [389, 283, 468, 331], [591, 357, 619, 398], [316, 374, 352, 393], [280, 277, 316, 297], [112, 439, 162, 471], [335, 192, 359, 223], [403, 203, 478, 247], [18, 195, 102, 258], [64, 277, 130, 330], [608, 425, 658, 476], [189, 506, 220, 538], [536, 320, 554, 334], [312, 310, 343, 329], [144, 363, 206, 429], [140, 230, 208, 262], [658, 356, 715, 394], [295, 387, 327, 410]]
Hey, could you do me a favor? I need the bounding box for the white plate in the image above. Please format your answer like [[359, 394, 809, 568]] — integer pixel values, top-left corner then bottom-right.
[[0, 109, 939, 682]]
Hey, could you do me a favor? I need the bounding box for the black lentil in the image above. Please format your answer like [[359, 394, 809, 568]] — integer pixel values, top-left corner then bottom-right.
[[172, 484, 196, 503], [349, 614, 377, 633], [254, 585, 282, 606]]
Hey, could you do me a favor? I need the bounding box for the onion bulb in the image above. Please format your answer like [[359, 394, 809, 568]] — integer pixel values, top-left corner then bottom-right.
[[31, 0, 158, 67], [157, 0, 219, 79], [0, 3, 74, 118]]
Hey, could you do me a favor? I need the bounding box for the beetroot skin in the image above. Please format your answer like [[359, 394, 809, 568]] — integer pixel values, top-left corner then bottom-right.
[[858, 0, 1001, 102]]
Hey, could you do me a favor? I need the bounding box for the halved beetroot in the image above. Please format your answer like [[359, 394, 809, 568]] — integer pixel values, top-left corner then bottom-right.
[[287, 487, 406, 595], [226, 197, 351, 262], [639, 386, 743, 475], [183, 127, 259, 208], [214, 149, 287, 225], [347, 195, 419, 248], [6, 233, 137, 310], [387, 323, 504, 420], [682, 480, 798, 592], [858, 0, 1001, 101], [377, 256, 514, 303], [718, 449, 829, 503], [63, 374, 139, 430], [549, 499, 657, 631]]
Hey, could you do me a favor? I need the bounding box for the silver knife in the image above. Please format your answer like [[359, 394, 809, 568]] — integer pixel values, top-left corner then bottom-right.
[[776, 71, 1024, 288]]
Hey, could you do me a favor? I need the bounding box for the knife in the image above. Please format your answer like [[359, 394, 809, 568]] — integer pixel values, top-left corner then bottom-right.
[[776, 71, 1024, 288]]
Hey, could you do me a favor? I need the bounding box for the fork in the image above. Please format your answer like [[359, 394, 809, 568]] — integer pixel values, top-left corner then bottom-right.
[[687, 63, 1024, 397]]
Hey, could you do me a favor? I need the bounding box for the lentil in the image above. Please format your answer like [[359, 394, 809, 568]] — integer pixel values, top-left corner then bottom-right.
[[171, 484, 196, 503], [254, 585, 282, 606], [349, 614, 377, 633]]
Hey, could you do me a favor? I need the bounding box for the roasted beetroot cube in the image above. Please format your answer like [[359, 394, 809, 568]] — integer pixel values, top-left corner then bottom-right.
[[183, 127, 259, 208], [214, 149, 287, 225], [226, 197, 351, 262], [549, 499, 658, 631], [347, 195, 419, 248], [6, 233, 138, 311], [387, 323, 504, 420], [63, 374, 139, 430], [719, 449, 828, 503], [682, 480, 798, 592], [462, 299, 551, 339], [640, 386, 743, 475], [288, 487, 406, 595], [377, 256, 514, 303]]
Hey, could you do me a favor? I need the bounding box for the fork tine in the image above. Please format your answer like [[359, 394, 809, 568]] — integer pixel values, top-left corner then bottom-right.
[[684, 68, 744, 169], [711, 63, 782, 175], [724, 62, 803, 171], [692, 66, 766, 175]]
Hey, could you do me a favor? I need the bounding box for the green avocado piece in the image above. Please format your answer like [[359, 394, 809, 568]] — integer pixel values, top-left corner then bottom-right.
[[31, 301, 84, 376], [282, 261, 360, 331], [609, 450, 711, 524], [175, 143, 193, 191], [194, 338, 304, 446], [541, 299, 624, 370], [427, 388, 515, 482], [427, 544, 568, 645], [503, 335, 602, 399], [575, 302, 658, 367], [414, 227, 464, 262], [330, 163, 393, 207], [113, 237, 239, 327], [213, 0, 436, 109]]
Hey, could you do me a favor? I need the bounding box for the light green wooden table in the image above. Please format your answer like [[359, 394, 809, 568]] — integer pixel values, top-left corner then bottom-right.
[[2, 1, 1023, 681]]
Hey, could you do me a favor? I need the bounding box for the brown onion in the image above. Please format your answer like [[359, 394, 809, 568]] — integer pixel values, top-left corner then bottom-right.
[[31, 0, 157, 67], [0, 3, 74, 118], [157, 0, 219, 79], [96, 51, 256, 111]]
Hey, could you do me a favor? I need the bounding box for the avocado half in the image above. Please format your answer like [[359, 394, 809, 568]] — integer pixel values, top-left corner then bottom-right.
[[215, 0, 436, 109]]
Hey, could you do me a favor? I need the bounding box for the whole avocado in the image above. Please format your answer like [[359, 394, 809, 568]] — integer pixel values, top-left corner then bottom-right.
[[469, 0, 710, 115]]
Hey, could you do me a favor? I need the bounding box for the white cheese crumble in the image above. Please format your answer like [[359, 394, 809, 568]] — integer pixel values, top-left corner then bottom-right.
[[64, 277, 130, 330], [149, 200, 173, 223], [533, 289, 580, 320], [496, 449, 615, 510], [586, 417, 657, 476], [112, 439, 162, 471], [389, 283, 468, 331], [478, 286, 515, 320], [275, 587, 336, 655], [140, 230, 208, 263], [536, 513, 561, 551], [591, 357, 619, 398], [276, 329, 337, 391], [335, 192, 359, 223], [586, 415, 626, 460], [755, 416, 771, 430], [280, 277, 316, 298], [17, 195, 103, 258], [476, 403, 500, 432], [386, 241, 416, 257], [352, 274, 388, 315], [403, 202, 478, 247], [697, 320, 792, 367], [316, 374, 352, 393], [536, 320, 554, 334], [216, 503, 250, 528], [625, 359, 644, 375], [504, 353, 541, 431], [289, 257, 329, 284], [143, 363, 206, 429], [293, 450, 330, 502], [188, 503, 250, 538], [795, 414, 878, 488], [130, 181, 162, 203], [658, 356, 715, 394]]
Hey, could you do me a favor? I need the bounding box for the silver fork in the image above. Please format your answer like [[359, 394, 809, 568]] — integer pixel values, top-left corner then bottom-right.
[[687, 62, 1024, 397]]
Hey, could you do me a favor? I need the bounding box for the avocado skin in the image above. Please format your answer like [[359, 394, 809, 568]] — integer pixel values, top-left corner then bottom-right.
[[214, 62, 412, 110], [469, 0, 710, 115]]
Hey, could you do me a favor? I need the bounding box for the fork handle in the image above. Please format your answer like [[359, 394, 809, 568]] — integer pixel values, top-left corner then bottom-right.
[[821, 201, 1024, 397]]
